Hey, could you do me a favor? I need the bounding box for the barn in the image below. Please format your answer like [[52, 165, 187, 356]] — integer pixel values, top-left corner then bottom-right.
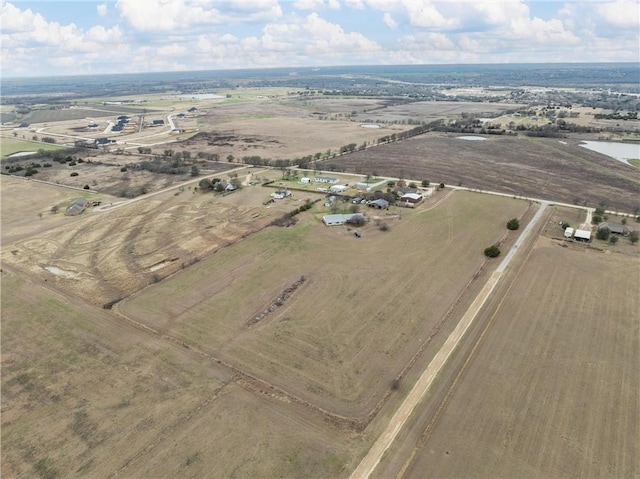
[[329, 185, 348, 193], [574, 229, 592, 242], [564, 227, 575, 238], [368, 199, 389, 209]]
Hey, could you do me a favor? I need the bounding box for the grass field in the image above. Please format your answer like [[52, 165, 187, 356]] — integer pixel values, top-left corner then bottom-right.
[[0, 136, 65, 159], [390, 236, 639, 478], [0, 270, 355, 479], [119, 191, 529, 416]]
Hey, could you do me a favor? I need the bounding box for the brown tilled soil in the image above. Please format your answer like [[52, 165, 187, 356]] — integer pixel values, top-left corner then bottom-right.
[[317, 132, 640, 212]]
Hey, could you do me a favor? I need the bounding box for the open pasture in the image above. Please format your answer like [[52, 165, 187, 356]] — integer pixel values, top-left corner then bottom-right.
[[182, 116, 408, 161], [351, 100, 524, 123], [396, 235, 639, 478], [0, 180, 320, 307], [318, 132, 640, 212], [0, 270, 355, 479], [0, 135, 65, 159], [119, 191, 529, 416]]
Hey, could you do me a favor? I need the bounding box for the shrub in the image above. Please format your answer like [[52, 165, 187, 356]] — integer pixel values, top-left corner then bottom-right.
[[120, 167, 127, 172], [70, 172, 79, 177], [421, 179, 430, 187], [484, 245, 501, 258], [630, 231, 639, 244], [507, 218, 520, 230], [83, 184, 90, 189], [609, 235, 619, 244], [379, 222, 389, 231]]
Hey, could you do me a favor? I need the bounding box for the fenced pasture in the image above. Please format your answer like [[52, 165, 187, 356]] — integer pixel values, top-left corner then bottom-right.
[[396, 236, 639, 478], [0, 271, 354, 479], [119, 191, 529, 416], [0, 136, 64, 159]]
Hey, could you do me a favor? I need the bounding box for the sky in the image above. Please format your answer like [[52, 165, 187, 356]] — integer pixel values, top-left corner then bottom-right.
[[1, 0, 639, 78]]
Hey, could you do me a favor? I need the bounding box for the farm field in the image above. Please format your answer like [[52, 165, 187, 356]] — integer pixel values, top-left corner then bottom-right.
[[349, 100, 525, 123], [0, 270, 356, 479], [0, 136, 65, 159], [317, 132, 640, 212], [118, 191, 530, 417], [0, 173, 321, 306], [383, 235, 639, 478]]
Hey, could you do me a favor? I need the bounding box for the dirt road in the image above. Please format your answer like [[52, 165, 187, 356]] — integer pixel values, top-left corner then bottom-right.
[[349, 202, 549, 479]]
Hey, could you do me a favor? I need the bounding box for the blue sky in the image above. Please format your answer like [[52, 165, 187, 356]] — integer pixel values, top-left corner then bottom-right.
[[1, 0, 639, 77]]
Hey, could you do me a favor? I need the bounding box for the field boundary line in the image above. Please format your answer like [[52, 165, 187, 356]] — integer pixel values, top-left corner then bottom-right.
[[396, 205, 554, 479], [349, 202, 549, 479]]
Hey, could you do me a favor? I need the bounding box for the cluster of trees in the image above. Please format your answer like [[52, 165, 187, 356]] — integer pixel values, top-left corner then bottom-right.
[[198, 177, 225, 192]]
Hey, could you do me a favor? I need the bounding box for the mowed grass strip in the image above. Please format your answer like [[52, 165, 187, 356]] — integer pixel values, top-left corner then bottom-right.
[[120, 191, 529, 414]]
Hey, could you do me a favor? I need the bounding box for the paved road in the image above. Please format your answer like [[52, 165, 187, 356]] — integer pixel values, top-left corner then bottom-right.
[[349, 202, 549, 479]]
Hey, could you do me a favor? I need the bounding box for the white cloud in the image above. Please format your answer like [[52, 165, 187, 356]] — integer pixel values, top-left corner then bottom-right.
[[344, 0, 365, 9], [115, 0, 283, 32], [293, 0, 340, 10], [97, 3, 108, 17], [383, 12, 397, 29], [595, 0, 640, 28]]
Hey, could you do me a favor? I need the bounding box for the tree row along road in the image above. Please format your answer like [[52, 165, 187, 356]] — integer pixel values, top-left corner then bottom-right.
[[349, 202, 549, 479]]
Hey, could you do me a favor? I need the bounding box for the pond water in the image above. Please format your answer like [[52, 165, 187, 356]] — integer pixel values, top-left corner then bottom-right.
[[8, 151, 37, 158], [456, 136, 487, 141], [580, 141, 640, 165]]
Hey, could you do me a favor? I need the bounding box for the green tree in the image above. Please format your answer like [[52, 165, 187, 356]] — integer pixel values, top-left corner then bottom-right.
[[484, 245, 501, 258], [507, 218, 520, 230], [190, 165, 200, 177], [609, 235, 619, 244], [629, 231, 639, 244], [596, 226, 611, 240], [621, 217, 627, 225], [199, 178, 212, 190], [421, 179, 430, 187], [439, 182, 445, 189], [227, 154, 234, 162]]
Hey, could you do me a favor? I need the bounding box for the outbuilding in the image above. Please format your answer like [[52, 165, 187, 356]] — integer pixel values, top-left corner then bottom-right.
[[564, 227, 574, 238], [574, 229, 592, 242], [329, 185, 348, 193], [270, 190, 291, 199], [315, 176, 339, 183], [322, 213, 365, 226], [299, 177, 311, 184], [368, 198, 389, 209]]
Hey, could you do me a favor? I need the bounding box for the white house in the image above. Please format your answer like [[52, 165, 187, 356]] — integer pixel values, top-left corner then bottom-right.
[[270, 190, 292, 199], [574, 229, 591, 242], [329, 184, 348, 193], [564, 227, 574, 238], [315, 176, 339, 183], [299, 177, 311, 184]]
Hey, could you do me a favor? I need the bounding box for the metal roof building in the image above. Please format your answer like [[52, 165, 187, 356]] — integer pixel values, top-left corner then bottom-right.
[[574, 229, 592, 242], [65, 198, 89, 216], [322, 213, 365, 226]]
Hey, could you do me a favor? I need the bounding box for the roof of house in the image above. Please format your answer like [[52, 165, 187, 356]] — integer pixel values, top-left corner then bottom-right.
[[598, 222, 633, 234], [322, 213, 365, 225], [564, 227, 574, 237], [397, 187, 419, 195], [401, 193, 422, 201], [369, 198, 389, 208], [65, 197, 89, 215]]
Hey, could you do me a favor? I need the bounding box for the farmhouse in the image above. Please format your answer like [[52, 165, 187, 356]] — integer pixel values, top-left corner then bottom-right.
[[152, 119, 165, 126], [322, 213, 365, 226], [65, 198, 89, 216], [368, 199, 389, 209], [270, 190, 292, 199], [574, 229, 592, 242], [329, 185, 348, 193], [315, 176, 339, 183], [564, 227, 575, 238], [598, 222, 634, 236], [400, 193, 423, 205], [94, 137, 115, 146]]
